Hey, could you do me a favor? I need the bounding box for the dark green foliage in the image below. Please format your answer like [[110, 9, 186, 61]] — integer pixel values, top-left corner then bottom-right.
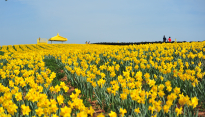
[[37, 45, 45, 49], [56, 73, 65, 80], [43, 57, 65, 86], [13, 46, 17, 51], [26, 45, 31, 50], [19, 45, 24, 51], [0, 51, 4, 55], [81, 96, 91, 107], [44, 58, 59, 72]]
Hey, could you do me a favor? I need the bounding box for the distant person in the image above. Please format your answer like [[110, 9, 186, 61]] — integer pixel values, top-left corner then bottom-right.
[[163, 35, 166, 42], [168, 37, 171, 42], [88, 41, 90, 44], [85, 41, 87, 44]]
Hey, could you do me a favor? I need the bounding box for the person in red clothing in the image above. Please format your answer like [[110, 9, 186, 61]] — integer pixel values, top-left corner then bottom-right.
[[168, 37, 171, 42]]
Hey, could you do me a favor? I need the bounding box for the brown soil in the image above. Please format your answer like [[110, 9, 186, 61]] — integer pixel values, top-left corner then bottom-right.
[[198, 112, 205, 117], [197, 102, 205, 117]]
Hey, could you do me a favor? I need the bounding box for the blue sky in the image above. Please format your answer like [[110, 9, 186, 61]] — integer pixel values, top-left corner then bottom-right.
[[0, 0, 205, 46]]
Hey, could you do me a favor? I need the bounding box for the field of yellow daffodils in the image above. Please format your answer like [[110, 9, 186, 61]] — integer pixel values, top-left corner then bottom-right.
[[0, 42, 205, 117]]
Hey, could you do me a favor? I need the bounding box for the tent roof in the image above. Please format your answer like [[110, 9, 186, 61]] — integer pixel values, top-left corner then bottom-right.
[[48, 33, 67, 41]]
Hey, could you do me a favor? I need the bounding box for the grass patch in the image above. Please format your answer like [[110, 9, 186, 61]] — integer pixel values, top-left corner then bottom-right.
[[43, 57, 65, 86]]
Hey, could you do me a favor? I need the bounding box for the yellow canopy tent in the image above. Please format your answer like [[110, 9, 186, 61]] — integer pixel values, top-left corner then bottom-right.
[[48, 33, 67, 44]]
